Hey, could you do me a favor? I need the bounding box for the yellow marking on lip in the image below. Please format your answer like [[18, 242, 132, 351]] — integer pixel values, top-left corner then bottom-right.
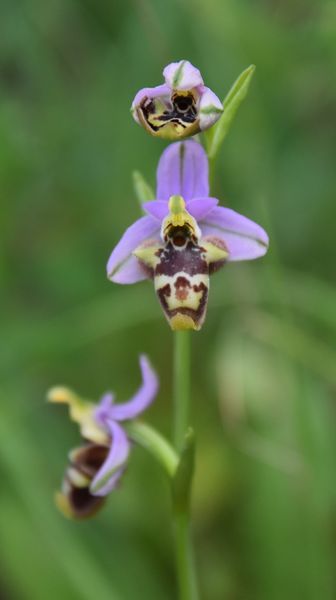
[[170, 313, 199, 331], [67, 467, 91, 488], [155, 273, 208, 311], [55, 491, 75, 519], [202, 240, 229, 264], [133, 241, 161, 269]]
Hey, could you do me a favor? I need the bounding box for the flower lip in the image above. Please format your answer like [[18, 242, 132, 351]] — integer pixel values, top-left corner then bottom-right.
[[56, 443, 109, 519]]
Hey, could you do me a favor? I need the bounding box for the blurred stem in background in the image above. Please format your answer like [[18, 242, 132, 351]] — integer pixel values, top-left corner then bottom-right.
[[173, 331, 199, 599]]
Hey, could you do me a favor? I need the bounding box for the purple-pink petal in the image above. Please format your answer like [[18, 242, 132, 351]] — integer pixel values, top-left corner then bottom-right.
[[198, 86, 224, 131], [163, 60, 204, 90], [112, 256, 151, 285], [143, 197, 218, 222], [94, 393, 114, 429], [201, 206, 269, 261], [156, 140, 209, 201], [107, 215, 160, 283], [131, 84, 171, 124], [186, 197, 219, 220], [108, 355, 159, 421], [143, 200, 168, 221], [90, 420, 130, 496]]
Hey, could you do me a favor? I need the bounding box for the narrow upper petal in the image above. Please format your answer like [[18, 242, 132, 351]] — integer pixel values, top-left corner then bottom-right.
[[163, 60, 203, 90], [143, 200, 168, 221], [143, 197, 219, 222], [186, 197, 219, 220], [108, 355, 159, 421], [131, 84, 171, 124], [201, 206, 269, 261], [107, 216, 160, 283], [156, 140, 209, 201], [198, 86, 224, 131], [94, 393, 114, 429], [90, 420, 130, 496]]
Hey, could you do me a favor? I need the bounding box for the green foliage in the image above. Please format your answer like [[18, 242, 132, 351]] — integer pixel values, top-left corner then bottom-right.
[[205, 64, 256, 160], [132, 171, 155, 206]]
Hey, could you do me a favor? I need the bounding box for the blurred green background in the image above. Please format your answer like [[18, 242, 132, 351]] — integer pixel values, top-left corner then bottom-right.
[[1, 0, 336, 598]]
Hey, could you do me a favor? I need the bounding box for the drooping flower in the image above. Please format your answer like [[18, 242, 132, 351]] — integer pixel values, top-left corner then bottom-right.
[[131, 60, 223, 140], [107, 141, 269, 331], [48, 355, 158, 519]]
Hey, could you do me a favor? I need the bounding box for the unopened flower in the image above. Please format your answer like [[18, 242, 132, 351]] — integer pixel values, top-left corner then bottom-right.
[[131, 60, 223, 140], [48, 355, 158, 519], [107, 141, 269, 331]]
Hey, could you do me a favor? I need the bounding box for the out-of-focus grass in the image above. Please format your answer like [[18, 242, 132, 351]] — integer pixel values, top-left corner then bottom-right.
[[1, 0, 336, 598]]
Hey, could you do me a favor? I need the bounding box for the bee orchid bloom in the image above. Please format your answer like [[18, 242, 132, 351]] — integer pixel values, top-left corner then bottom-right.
[[48, 355, 158, 519], [107, 140, 269, 331], [131, 60, 223, 140]]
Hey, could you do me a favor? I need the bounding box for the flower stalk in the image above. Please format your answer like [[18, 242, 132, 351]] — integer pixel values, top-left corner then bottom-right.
[[172, 332, 199, 599], [174, 512, 199, 600], [174, 331, 191, 451], [126, 421, 178, 477]]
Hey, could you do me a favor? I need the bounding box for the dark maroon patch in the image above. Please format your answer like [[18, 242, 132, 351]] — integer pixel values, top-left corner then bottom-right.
[[137, 258, 155, 280], [68, 484, 106, 519], [155, 241, 208, 277], [193, 282, 207, 293], [174, 276, 191, 289], [174, 276, 191, 301], [160, 283, 171, 297], [71, 443, 109, 479], [60, 443, 111, 519]]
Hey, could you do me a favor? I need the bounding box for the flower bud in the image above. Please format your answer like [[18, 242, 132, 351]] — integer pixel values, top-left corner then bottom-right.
[[131, 60, 223, 140]]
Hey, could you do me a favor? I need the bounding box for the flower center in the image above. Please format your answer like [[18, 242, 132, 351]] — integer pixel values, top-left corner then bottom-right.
[[139, 92, 198, 139], [161, 196, 201, 246], [171, 92, 197, 122]]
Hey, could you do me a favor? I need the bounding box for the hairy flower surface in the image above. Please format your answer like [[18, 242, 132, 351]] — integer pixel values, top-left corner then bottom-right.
[[107, 141, 269, 331], [48, 355, 158, 519], [131, 60, 223, 140]]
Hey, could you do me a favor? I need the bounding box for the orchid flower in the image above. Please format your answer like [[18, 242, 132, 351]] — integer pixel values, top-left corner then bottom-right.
[[48, 355, 158, 519], [107, 141, 269, 331], [131, 60, 223, 140]]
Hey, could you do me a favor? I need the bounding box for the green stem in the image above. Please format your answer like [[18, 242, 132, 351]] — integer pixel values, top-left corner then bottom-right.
[[174, 331, 191, 452], [173, 330, 199, 600], [126, 421, 178, 478], [174, 512, 199, 600]]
